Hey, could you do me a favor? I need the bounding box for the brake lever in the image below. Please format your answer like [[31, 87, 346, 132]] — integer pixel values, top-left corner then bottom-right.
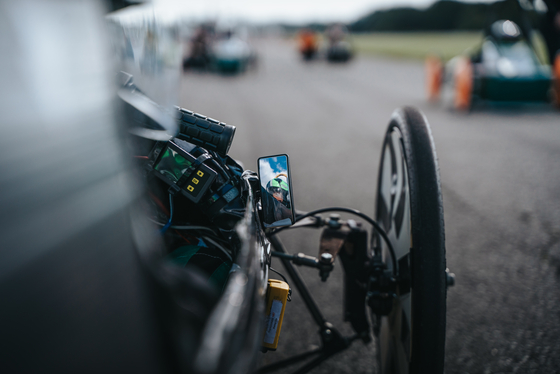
[[291, 216, 322, 228]]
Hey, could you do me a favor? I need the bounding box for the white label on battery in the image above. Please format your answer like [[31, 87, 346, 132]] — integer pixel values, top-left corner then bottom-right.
[[264, 300, 283, 344]]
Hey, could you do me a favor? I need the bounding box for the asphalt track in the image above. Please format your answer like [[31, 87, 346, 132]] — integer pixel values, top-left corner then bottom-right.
[[181, 38, 560, 374]]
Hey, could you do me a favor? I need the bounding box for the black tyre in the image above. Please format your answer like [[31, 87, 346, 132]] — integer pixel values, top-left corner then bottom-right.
[[374, 107, 447, 374]]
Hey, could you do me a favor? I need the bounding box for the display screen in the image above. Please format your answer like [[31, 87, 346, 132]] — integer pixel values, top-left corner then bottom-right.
[[155, 148, 193, 182]]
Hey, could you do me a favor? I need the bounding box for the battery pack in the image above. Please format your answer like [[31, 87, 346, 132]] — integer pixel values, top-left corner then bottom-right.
[[262, 279, 289, 350]]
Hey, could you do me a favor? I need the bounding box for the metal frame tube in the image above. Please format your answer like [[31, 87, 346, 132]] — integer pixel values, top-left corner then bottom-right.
[[268, 235, 326, 327]]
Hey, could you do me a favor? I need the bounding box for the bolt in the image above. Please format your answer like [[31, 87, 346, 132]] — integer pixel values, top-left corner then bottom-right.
[[329, 214, 340, 221], [347, 219, 362, 230], [323, 329, 333, 341], [320, 252, 333, 264], [328, 214, 341, 229], [446, 269, 455, 287]]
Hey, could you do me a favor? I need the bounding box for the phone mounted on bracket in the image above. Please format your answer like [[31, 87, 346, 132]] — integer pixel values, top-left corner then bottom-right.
[[258, 154, 296, 228]]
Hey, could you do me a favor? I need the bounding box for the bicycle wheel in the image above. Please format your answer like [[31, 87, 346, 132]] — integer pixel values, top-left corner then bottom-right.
[[374, 107, 447, 374]]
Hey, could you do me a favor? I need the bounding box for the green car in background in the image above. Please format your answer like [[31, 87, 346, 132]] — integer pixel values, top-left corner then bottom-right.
[[212, 30, 257, 74], [426, 19, 560, 110]]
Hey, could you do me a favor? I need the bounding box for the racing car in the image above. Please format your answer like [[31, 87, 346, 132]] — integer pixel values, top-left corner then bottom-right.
[[325, 24, 353, 63], [212, 30, 256, 74], [183, 26, 256, 74], [426, 19, 560, 110]]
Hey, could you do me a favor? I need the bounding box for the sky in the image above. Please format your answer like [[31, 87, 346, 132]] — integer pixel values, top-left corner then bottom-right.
[[155, 0, 498, 25], [259, 157, 289, 189]]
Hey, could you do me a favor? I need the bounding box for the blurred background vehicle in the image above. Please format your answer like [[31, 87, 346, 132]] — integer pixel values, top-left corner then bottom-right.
[[326, 23, 354, 63], [212, 28, 257, 74], [183, 24, 213, 70], [426, 19, 559, 110], [183, 23, 257, 74], [298, 28, 320, 61]]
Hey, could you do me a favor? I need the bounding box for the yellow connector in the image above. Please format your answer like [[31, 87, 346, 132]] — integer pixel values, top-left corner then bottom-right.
[[262, 279, 289, 350]]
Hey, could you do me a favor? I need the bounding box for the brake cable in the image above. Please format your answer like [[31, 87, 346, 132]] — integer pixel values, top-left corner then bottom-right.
[[269, 207, 398, 277]]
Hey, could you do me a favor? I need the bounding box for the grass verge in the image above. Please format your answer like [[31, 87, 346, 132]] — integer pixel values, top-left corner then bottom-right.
[[350, 32, 483, 61], [350, 31, 549, 64]]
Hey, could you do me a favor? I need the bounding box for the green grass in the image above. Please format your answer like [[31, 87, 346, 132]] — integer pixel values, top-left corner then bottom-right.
[[350, 31, 550, 64], [350, 32, 483, 62]]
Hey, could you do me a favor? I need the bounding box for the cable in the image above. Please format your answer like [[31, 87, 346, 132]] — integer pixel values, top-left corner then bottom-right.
[[269, 267, 292, 301], [152, 217, 230, 248], [271, 207, 398, 277], [201, 236, 233, 261], [170, 225, 230, 245], [151, 221, 217, 234], [149, 218, 166, 227], [269, 267, 289, 284], [149, 193, 170, 216], [159, 194, 174, 234], [170, 225, 219, 234]]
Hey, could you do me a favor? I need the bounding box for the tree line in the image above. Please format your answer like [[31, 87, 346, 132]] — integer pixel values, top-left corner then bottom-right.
[[349, 0, 542, 32]]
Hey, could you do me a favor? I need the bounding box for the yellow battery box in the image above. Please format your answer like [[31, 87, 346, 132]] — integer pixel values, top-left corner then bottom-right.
[[262, 279, 290, 350]]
